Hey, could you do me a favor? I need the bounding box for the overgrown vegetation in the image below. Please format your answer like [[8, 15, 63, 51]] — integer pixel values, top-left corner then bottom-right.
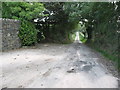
[[83, 2, 120, 70], [85, 2, 120, 70], [19, 20, 37, 46]]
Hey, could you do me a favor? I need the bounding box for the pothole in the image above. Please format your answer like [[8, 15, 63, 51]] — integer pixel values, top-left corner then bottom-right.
[[67, 60, 96, 73]]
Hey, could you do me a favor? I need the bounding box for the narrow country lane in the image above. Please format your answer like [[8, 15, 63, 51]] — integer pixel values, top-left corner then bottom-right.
[[0, 43, 118, 88]]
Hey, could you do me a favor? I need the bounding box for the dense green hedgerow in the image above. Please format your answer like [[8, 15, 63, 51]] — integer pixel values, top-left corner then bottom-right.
[[19, 21, 37, 46]]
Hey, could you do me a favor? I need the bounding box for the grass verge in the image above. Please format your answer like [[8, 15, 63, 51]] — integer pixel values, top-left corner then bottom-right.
[[87, 43, 120, 72], [96, 48, 120, 71]]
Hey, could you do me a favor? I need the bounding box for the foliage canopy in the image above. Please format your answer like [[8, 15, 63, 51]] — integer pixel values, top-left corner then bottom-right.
[[2, 2, 45, 21]]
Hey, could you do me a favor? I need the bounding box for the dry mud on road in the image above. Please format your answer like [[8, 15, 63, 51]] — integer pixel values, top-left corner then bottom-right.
[[0, 43, 119, 88]]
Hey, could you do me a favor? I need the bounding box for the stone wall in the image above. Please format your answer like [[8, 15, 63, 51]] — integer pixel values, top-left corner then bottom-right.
[[0, 18, 21, 52]]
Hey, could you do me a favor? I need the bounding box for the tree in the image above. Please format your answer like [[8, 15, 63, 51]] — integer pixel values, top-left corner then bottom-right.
[[2, 2, 45, 21]]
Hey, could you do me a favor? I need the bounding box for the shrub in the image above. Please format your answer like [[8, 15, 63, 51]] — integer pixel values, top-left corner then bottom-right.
[[19, 20, 37, 46]]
